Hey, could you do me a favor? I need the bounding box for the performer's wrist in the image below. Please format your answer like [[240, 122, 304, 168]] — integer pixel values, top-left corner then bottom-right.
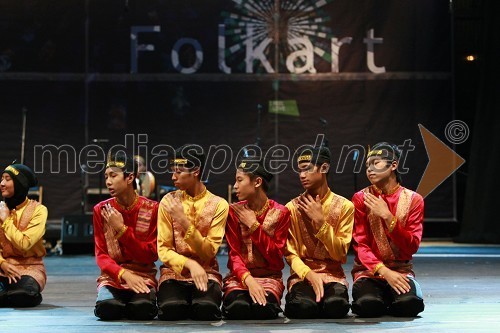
[[374, 263, 386, 275], [184, 224, 196, 240], [116, 224, 128, 239], [388, 216, 397, 233], [300, 267, 312, 280], [241, 271, 252, 287], [314, 221, 329, 238], [179, 217, 192, 231], [249, 221, 260, 234], [118, 268, 127, 282]]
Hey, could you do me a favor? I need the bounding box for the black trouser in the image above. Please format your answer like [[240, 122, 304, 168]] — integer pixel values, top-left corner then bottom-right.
[[0, 275, 42, 308], [284, 281, 350, 319], [351, 277, 425, 317], [157, 279, 222, 321], [222, 290, 282, 320], [94, 286, 157, 321]]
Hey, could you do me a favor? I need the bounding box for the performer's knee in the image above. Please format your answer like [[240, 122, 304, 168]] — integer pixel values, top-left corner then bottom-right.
[[322, 295, 350, 318], [7, 289, 42, 307], [321, 282, 350, 318], [190, 281, 222, 321], [0, 292, 6, 307], [126, 299, 157, 320], [126, 289, 157, 320], [157, 280, 190, 321], [251, 300, 281, 320], [284, 293, 319, 318], [0, 280, 9, 307], [389, 295, 424, 317], [94, 298, 126, 320], [223, 291, 252, 320], [351, 294, 386, 317], [191, 299, 222, 321], [157, 300, 190, 321], [7, 276, 43, 308]]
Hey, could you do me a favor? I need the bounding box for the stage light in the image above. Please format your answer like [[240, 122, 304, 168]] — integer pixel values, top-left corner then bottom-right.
[[465, 55, 476, 62]]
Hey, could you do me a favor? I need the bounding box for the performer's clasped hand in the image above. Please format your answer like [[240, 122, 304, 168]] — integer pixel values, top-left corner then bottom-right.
[[231, 203, 256, 229], [363, 192, 392, 221], [296, 193, 324, 229], [101, 203, 125, 231], [162, 194, 191, 230], [0, 201, 9, 222]]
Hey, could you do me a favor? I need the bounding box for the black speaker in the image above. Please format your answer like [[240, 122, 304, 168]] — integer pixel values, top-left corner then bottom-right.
[[61, 214, 94, 254]]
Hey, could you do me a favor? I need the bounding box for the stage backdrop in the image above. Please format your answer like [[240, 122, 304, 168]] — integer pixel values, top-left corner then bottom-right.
[[0, 0, 453, 224]]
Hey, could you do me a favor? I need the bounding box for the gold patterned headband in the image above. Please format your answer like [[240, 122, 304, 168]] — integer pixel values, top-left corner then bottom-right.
[[106, 161, 126, 168], [173, 158, 188, 165], [5, 165, 19, 175], [367, 149, 384, 158], [106, 152, 127, 169], [297, 154, 312, 162]]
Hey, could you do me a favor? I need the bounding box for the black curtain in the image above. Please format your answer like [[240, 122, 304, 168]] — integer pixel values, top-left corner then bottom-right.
[[457, 0, 500, 243]]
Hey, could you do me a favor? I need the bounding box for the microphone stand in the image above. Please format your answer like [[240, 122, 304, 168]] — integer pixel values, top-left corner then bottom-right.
[[256, 104, 262, 147], [21, 107, 27, 164], [80, 164, 87, 214], [353, 151, 359, 192]]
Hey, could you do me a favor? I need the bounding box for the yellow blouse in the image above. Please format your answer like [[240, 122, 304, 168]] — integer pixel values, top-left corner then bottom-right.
[[0, 199, 47, 265], [285, 190, 354, 280], [157, 189, 229, 276]]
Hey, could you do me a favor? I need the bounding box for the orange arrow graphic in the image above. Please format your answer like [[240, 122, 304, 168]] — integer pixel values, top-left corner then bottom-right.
[[417, 124, 466, 198]]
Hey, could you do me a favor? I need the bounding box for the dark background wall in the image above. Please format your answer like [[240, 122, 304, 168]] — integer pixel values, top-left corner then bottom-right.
[[0, 0, 492, 241]]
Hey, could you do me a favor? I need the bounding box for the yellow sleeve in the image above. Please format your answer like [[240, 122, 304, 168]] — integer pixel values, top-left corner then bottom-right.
[[284, 201, 311, 280], [157, 196, 188, 275], [184, 199, 229, 263], [1, 205, 47, 252], [314, 199, 354, 263]]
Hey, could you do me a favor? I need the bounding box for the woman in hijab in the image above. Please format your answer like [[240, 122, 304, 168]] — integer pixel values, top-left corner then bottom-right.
[[0, 163, 48, 307]]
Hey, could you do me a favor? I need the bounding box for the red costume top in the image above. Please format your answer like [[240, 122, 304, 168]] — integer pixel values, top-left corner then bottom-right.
[[223, 199, 290, 302], [93, 196, 159, 290], [351, 185, 424, 282]]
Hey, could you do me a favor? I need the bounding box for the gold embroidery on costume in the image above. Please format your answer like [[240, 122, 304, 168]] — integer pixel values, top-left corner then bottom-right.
[[365, 187, 413, 261], [313, 194, 343, 259], [365, 187, 395, 261], [262, 207, 281, 237], [395, 188, 413, 228], [253, 199, 270, 217], [239, 206, 281, 269]]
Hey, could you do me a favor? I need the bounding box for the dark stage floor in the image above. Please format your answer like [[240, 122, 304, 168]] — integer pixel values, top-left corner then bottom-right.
[[1, 242, 500, 332]]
